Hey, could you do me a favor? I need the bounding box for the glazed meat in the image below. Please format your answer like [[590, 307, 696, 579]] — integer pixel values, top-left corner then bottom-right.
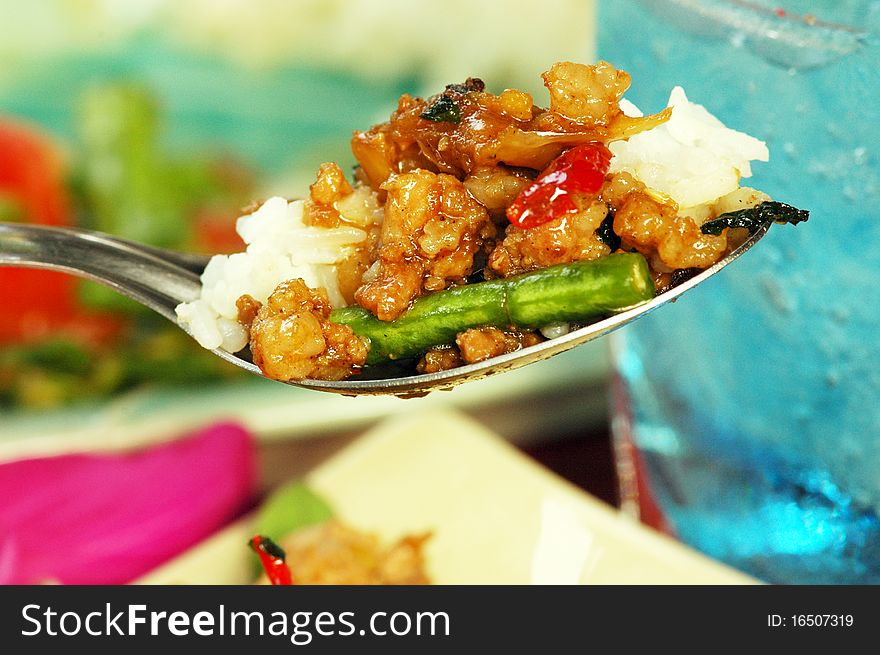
[[416, 329, 543, 372], [303, 163, 384, 305], [351, 61, 669, 189], [463, 165, 534, 221], [601, 172, 728, 271], [416, 346, 464, 374], [354, 169, 495, 320], [304, 161, 354, 228], [542, 60, 631, 126], [456, 328, 543, 364], [489, 197, 611, 277], [249, 279, 368, 381]]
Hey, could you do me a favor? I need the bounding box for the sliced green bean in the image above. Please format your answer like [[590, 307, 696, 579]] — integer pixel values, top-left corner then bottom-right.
[[330, 252, 654, 365]]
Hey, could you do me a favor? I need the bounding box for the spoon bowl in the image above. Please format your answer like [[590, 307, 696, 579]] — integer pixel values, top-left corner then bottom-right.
[[0, 219, 773, 397]]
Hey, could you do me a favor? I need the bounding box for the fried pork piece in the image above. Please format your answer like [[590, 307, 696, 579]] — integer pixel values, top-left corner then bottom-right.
[[601, 172, 728, 271], [354, 169, 495, 321], [417, 328, 543, 372], [416, 346, 464, 374], [351, 62, 669, 189], [488, 197, 611, 277], [304, 162, 353, 228], [257, 520, 431, 585], [248, 279, 368, 381], [236, 294, 261, 326], [542, 60, 631, 126], [463, 165, 534, 221], [456, 327, 543, 364]]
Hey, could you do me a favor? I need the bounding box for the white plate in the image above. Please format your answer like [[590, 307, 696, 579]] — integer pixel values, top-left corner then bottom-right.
[[137, 409, 755, 585]]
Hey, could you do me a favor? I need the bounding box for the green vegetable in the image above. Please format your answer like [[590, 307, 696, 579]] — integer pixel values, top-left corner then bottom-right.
[[420, 95, 461, 123], [701, 201, 809, 236], [252, 481, 334, 574], [331, 252, 654, 365]]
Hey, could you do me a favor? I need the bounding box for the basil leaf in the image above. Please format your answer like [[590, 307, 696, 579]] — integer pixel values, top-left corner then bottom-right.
[[420, 95, 461, 123], [701, 201, 809, 236]]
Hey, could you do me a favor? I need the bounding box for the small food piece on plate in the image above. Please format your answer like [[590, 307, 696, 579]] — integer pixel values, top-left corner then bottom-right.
[[253, 520, 430, 585], [176, 61, 809, 383]]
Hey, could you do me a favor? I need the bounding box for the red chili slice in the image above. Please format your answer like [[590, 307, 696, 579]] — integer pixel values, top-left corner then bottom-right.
[[506, 142, 611, 229], [249, 534, 293, 585]]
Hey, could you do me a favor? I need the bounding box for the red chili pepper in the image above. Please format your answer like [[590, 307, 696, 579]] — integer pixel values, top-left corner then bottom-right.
[[506, 142, 611, 229], [249, 535, 293, 585]]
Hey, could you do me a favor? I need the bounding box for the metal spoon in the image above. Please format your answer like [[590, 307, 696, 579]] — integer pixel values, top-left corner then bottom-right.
[[0, 220, 772, 397]]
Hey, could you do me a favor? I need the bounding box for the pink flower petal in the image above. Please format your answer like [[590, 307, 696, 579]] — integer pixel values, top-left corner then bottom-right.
[[0, 421, 257, 584]]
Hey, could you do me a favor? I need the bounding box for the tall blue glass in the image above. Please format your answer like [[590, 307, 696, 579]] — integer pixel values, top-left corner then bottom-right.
[[599, 0, 880, 583]]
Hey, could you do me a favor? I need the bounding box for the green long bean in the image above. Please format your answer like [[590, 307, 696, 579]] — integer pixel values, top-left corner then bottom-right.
[[330, 252, 654, 365]]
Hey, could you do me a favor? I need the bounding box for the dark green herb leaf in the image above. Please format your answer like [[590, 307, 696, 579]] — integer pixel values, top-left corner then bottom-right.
[[596, 210, 620, 251], [420, 95, 461, 124], [701, 201, 809, 236]]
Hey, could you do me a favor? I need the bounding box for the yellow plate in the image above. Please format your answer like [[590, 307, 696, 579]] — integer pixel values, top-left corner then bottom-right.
[[137, 409, 754, 585]]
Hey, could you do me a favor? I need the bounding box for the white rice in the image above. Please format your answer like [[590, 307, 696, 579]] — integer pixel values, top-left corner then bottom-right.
[[609, 86, 769, 210], [539, 322, 571, 340], [175, 197, 371, 353]]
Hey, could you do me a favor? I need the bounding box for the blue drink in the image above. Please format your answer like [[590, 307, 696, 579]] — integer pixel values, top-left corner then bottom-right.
[[599, 0, 880, 583]]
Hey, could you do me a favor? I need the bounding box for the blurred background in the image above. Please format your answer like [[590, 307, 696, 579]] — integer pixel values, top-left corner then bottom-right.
[[3, 0, 877, 585]]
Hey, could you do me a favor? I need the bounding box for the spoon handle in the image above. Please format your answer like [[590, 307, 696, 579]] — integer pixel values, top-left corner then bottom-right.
[[0, 222, 203, 322]]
